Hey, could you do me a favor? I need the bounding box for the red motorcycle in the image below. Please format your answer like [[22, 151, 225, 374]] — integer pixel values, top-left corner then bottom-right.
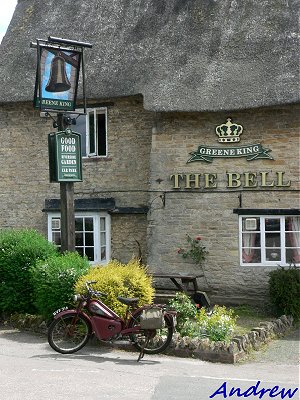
[[47, 281, 176, 360]]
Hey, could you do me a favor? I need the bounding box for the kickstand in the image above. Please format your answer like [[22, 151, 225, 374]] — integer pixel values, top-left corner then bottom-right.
[[137, 336, 150, 362]]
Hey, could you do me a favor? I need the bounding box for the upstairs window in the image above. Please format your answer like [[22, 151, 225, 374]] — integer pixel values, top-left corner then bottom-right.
[[239, 215, 300, 266], [74, 108, 107, 157]]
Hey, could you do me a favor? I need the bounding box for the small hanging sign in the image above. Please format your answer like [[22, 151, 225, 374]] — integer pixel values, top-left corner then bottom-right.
[[48, 129, 82, 182]]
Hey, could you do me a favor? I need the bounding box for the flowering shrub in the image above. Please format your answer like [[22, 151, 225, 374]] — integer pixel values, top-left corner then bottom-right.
[[169, 294, 237, 342], [75, 259, 154, 317], [178, 235, 208, 265], [195, 305, 237, 342]]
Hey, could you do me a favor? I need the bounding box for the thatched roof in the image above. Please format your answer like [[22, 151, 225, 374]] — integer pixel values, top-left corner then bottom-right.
[[0, 0, 299, 111]]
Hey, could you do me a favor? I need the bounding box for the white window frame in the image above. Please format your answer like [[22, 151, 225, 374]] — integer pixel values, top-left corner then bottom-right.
[[73, 107, 108, 158], [239, 215, 300, 267], [47, 211, 111, 265]]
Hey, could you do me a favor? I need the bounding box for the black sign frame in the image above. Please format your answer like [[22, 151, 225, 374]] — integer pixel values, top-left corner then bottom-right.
[[33, 39, 82, 112]]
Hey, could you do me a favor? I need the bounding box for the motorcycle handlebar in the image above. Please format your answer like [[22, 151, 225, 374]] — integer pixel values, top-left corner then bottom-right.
[[85, 281, 107, 297]]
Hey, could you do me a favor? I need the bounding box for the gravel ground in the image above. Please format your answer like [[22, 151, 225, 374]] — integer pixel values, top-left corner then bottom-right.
[[246, 326, 300, 365]]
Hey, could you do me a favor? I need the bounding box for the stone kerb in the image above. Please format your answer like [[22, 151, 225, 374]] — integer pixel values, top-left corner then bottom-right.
[[162, 314, 294, 363]]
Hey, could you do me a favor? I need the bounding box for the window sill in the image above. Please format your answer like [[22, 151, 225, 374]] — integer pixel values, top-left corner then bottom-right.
[[241, 263, 299, 267], [83, 156, 112, 163]]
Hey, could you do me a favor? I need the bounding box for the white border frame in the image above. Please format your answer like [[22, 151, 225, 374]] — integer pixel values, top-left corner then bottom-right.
[[47, 211, 111, 265], [85, 107, 108, 158], [239, 215, 299, 267]]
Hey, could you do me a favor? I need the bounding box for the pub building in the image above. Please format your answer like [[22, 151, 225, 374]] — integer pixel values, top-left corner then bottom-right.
[[0, 0, 299, 306]]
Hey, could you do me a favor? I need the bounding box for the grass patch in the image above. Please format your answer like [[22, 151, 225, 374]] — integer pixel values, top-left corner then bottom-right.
[[232, 305, 275, 336]]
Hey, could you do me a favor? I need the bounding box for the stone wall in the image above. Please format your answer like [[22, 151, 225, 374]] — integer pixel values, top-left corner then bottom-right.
[[164, 315, 294, 363], [111, 214, 148, 264], [0, 96, 152, 261], [0, 102, 54, 232], [0, 98, 298, 303], [76, 95, 153, 208], [147, 104, 300, 304]]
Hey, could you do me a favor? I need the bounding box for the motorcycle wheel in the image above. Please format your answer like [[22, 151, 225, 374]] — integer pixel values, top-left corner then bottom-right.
[[128, 311, 173, 354], [48, 313, 91, 354]]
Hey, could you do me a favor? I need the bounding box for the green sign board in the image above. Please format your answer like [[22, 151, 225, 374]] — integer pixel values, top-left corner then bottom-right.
[[48, 129, 82, 182], [187, 143, 273, 163], [34, 97, 75, 111]]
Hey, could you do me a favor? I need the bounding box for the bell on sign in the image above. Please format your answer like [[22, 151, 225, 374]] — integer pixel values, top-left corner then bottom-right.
[[45, 54, 71, 93]]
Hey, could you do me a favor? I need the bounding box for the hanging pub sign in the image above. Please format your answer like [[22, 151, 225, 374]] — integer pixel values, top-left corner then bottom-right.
[[48, 129, 82, 182], [33, 39, 82, 111]]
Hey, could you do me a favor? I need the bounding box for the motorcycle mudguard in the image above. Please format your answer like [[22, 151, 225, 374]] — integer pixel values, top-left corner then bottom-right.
[[52, 309, 91, 323]]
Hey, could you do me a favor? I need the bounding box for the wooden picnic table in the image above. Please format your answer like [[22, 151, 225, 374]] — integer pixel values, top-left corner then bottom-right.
[[152, 272, 211, 309], [152, 272, 204, 295]]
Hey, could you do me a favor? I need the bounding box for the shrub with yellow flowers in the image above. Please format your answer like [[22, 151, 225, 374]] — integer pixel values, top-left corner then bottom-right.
[[74, 258, 154, 317]]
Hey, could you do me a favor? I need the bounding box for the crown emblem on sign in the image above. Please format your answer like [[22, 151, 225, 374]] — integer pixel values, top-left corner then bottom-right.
[[215, 118, 243, 143]]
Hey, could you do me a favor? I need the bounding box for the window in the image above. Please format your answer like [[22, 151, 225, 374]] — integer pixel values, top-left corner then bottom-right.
[[239, 215, 300, 266], [73, 108, 107, 157], [48, 212, 111, 264]]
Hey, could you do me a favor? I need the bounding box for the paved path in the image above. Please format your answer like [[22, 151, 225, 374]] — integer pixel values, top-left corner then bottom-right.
[[0, 325, 298, 399]]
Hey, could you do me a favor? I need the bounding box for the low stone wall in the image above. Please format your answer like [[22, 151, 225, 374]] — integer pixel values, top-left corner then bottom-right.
[[163, 315, 294, 363], [2, 314, 294, 364]]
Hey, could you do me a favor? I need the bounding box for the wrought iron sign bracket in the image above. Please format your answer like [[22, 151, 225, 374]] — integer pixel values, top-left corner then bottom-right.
[[42, 110, 86, 129]]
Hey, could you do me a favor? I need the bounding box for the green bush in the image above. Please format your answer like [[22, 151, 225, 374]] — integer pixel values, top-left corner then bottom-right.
[[0, 229, 57, 315], [75, 259, 154, 317], [31, 252, 90, 320], [167, 292, 197, 331], [269, 266, 300, 320]]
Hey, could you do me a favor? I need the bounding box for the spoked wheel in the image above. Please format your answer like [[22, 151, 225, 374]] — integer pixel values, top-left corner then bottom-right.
[[48, 313, 91, 354], [129, 311, 174, 354]]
